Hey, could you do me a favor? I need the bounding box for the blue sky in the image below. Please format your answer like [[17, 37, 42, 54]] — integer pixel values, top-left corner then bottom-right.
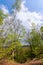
[[0, 0, 43, 14], [0, 0, 43, 29], [0, 0, 15, 11], [26, 0, 43, 14]]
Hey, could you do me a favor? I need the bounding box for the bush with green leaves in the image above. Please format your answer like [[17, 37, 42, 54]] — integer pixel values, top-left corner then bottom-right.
[[14, 46, 30, 63], [26, 24, 43, 59]]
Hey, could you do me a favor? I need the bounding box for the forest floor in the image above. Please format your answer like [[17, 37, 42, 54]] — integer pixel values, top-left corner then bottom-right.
[[0, 59, 43, 65]]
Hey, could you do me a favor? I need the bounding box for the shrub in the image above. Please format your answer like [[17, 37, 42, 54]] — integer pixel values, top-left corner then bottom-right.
[[14, 46, 29, 63]]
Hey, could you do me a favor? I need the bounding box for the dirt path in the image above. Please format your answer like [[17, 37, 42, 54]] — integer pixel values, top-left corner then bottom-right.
[[0, 59, 43, 65]]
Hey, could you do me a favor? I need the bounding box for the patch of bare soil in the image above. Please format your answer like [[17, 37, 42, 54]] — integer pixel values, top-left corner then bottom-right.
[[0, 59, 22, 65], [27, 59, 43, 65], [0, 59, 43, 65]]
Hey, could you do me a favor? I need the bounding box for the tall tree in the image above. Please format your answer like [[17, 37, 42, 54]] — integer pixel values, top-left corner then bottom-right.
[[26, 24, 43, 59], [0, 0, 26, 59], [40, 26, 43, 40]]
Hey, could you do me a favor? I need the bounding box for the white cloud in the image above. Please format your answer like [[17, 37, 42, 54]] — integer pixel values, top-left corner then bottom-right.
[[1, 5, 9, 14], [16, 0, 43, 29], [0, 1, 43, 30], [1, 0, 43, 37]]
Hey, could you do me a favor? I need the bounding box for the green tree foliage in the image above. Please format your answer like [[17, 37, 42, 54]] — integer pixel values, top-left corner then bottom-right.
[[40, 26, 43, 40], [0, 0, 26, 60], [0, 10, 8, 25], [14, 46, 30, 63], [0, 10, 4, 25], [26, 24, 43, 59], [12, 0, 21, 11]]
